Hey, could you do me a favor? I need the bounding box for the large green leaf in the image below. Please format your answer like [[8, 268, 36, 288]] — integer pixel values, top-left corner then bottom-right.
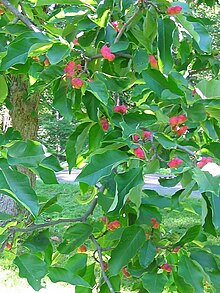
[[66, 122, 92, 172], [1, 32, 50, 70], [0, 75, 8, 103], [142, 8, 158, 51], [75, 150, 129, 186], [158, 18, 175, 74], [210, 192, 220, 229], [47, 43, 70, 65], [186, 102, 207, 122], [202, 194, 217, 236], [23, 230, 51, 253], [192, 168, 219, 196], [178, 255, 205, 293], [108, 225, 146, 275], [58, 223, 93, 254], [133, 49, 149, 74], [75, 263, 96, 293], [95, 72, 130, 92], [109, 167, 144, 212], [86, 81, 109, 105], [64, 253, 87, 276], [13, 254, 47, 291], [196, 79, 220, 99], [142, 272, 168, 293], [154, 133, 176, 148], [139, 240, 156, 268], [173, 272, 194, 293], [175, 224, 201, 247], [0, 160, 39, 216], [48, 267, 91, 288], [7, 140, 46, 168]]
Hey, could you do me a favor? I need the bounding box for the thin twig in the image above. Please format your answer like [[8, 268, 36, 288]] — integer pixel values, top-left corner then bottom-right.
[[176, 144, 196, 157], [114, 7, 143, 44], [1, 0, 41, 32], [90, 235, 115, 293]]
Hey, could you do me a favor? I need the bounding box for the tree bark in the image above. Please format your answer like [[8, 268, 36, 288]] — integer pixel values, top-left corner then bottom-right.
[[0, 75, 39, 216]]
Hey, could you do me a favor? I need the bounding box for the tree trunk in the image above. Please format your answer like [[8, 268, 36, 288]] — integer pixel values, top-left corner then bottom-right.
[[0, 75, 39, 216]]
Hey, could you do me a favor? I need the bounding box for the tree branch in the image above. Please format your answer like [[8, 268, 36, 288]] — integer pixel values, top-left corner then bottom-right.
[[90, 235, 115, 293], [114, 7, 143, 44], [1, 0, 41, 32], [176, 144, 196, 157]]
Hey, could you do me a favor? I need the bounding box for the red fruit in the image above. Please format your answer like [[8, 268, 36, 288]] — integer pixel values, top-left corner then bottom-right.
[[108, 220, 121, 231], [100, 216, 107, 225], [112, 21, 120, 32], [100, 45, 115, 61], [32, 56, 40, 63], [101, 117, 109, 132], [76, 63, 82, 71], [113, 105, 127, 114], [161, 263, 172, 272], [197, 157, 212, 168], [173, 246, 181, 253], [151, 217, 159, 229], [142, 131, 151, 140], [133, 147, 145, 159], [176, 125, 188, 136], [0, 9, 4, 14], [121, 266, 130, 278], [167, 6, 182, 15], [72, 39, 79, 45], [177, 114, 187, 124], [72, 77, 84, 89], [169, 116, 179, 127], [44, 57, 50, 67], [168, 157, 183, 168], [149, 55, 158, 69], [192, 88, 197, 95], [133, 134, 139, 142], [103, 261, 108, 271], [64, 61, 75, 78], [77, 245, 87, 253], [5, 243, 12, 250]]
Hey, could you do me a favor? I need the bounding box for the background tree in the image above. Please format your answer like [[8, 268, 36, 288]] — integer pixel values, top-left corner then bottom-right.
[[0, 0, 220, 292]]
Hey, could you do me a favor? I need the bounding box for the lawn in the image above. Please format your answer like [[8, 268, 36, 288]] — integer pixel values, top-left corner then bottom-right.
[[0, 180, 219, 292]]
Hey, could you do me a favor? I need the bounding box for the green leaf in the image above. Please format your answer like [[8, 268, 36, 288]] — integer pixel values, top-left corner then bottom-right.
[[139, 240, 156, 268], [136, 204, 161, 225], [154, 133, 176, 148], [108, 225, 146, 275], [64, 253, 87, 276], [7, 140, 46, 168], [202, 194, 217, 236], [13, 254, 47, 291], [58, 223, 92, 254], [66, 122, 92, 172], [87, 81, 109, 105], [0, 212, 12, 220], [178, 255, 205, 293], [142, 272, 168, 293], [0, 161, 39, 216], [173, 272, 194, 293], [75, 150, 129, 186], [1, 32, 50, 70], [142, 69, 170, 97], [0, 75, 8, 103], [48, 267, 91, 288], [109, 167, 144, 212], [110, 41, 129, 53], [75, 263, 96, 293], [196, 79, 220, 99], [175, 224, 201, 247], [187, 102, 207, 122], [210, 193, 220, 229], [133, 49, 149, 73], [192, 168, 219, 196], [143, 8, 158, 51], [158, 18, 175, 74], [36, 165, 58, 184], [159, 175, 183, 187], [190, 249, 219, 272], [23, 230, 51, 253], [47, 43, 70, 65], [95, 72, 130, 92]]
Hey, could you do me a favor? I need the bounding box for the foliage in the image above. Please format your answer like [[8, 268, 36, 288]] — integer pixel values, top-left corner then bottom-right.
[[0, 0, 220, 292]]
